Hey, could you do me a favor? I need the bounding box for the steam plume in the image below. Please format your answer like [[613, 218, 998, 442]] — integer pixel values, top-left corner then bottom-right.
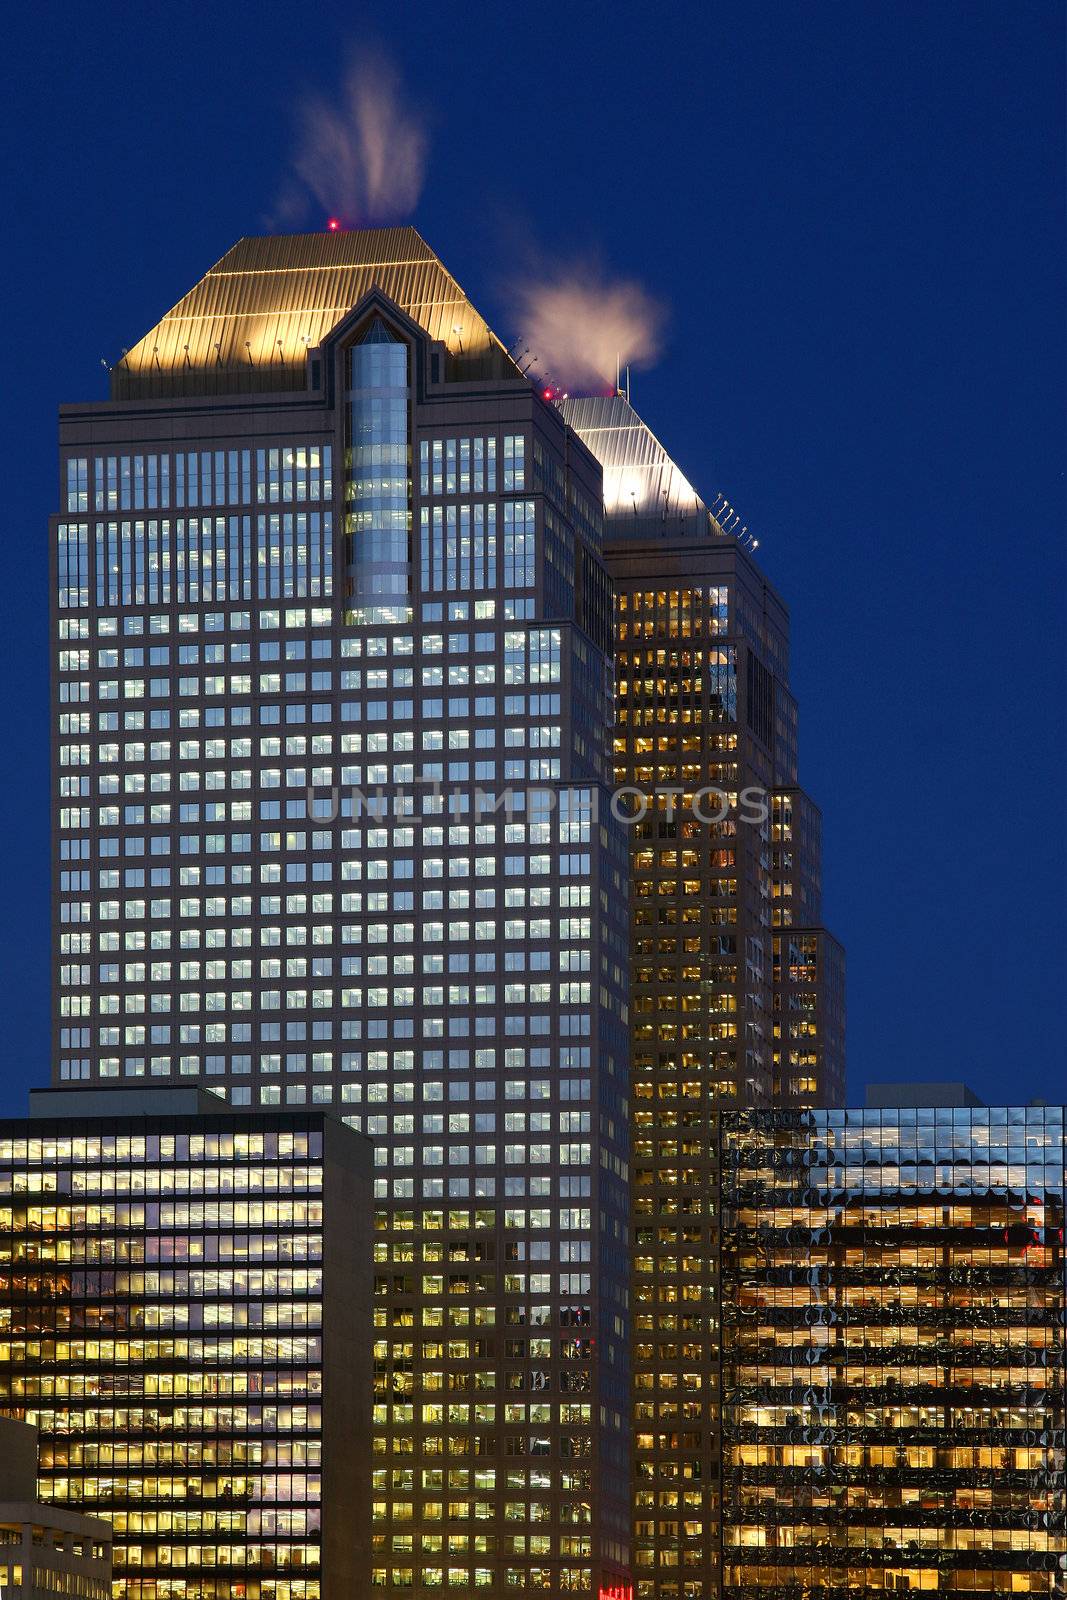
[[278, 53, 427, 225], [513, 264, 665, 391]]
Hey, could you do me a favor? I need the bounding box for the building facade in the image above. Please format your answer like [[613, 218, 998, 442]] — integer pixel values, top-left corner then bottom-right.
[[561, 393, 846, 1600], [51, 230, 632, 1595], [42, 216, 1067, 1600], [0, 1506, 111, 1600], [718, 1104, 1067, 1598], [0, 1088, 372, 1600], [561, 395, 845, 1116], [0, 1416, 112, 1600]]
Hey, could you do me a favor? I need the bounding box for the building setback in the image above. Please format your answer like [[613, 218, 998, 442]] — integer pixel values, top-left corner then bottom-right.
[[51, 229, 632, 1595], [718, 1104, 1067, 1598], [561, 392, 845, 1599], [0, 1416, 113, 1600], [0, 1088, 372, 1600]]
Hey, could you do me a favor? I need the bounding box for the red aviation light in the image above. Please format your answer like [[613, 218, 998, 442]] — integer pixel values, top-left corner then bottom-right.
[[327, 217, 341, 232]]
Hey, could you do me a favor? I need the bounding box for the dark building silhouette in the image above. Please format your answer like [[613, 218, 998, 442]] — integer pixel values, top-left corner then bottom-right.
[[0, 1416, 112, 1600]]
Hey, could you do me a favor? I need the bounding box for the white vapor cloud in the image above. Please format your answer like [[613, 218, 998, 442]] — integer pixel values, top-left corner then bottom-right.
[[278, 53, 427, 226], [513, 264, 665, 391]]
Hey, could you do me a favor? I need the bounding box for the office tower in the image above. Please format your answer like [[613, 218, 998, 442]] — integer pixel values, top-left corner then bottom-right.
[[560, 394, 844, 1112], [718, 1102, 1067, 1599], [561, 392, 845, 1600], [0, 1086, 372, 1600], [51, 230, 632, 1595], [0, 1417, 112, 1599]]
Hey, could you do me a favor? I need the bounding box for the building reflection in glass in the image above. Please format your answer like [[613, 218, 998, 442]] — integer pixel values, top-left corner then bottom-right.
[[719, 1106, 1067, 1598]]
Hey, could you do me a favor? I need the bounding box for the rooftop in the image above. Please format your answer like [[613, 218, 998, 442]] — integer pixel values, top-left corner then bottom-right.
[[864, 1082, 986, 1109], [29, 1084, 227, 1120], [560, 392, 724, 538], [111, 227, 518, 399], [0, 1419, 111, 1538]]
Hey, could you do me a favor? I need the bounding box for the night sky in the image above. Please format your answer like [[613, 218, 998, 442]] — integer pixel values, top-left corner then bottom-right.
[[2, 1, 1063, 1114]]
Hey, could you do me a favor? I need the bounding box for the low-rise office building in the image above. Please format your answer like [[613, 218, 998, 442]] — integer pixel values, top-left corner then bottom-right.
[[0, 1415, 112, 1600], [0, 1087, 373, 1600], [718, 1104, 1067, 1599]]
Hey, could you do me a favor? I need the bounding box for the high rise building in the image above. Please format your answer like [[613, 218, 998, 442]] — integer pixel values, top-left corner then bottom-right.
[[51, 230, 632, 1595], [561, 394, 845, 1113], [718, 1102, 1067, 1599], [0, 1087, 373, 1600], [561, 392, 845, 1599]]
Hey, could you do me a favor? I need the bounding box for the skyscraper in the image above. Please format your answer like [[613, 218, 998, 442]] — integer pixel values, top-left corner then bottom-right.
[[560, 395, 844, 1113], [561, 393, 845, 1599], [51, 230, 632, 1595]]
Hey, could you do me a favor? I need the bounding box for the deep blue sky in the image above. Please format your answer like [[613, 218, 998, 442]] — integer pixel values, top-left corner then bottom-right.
[[1, 1, 1063, 1113]]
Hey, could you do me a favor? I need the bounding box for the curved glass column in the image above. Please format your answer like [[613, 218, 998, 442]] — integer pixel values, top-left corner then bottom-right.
[[345, 317, 411, 625]]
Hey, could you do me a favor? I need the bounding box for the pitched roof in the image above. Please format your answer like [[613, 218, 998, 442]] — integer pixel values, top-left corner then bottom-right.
[[560, 393, 723, 538], [112, 227, 517, 399]]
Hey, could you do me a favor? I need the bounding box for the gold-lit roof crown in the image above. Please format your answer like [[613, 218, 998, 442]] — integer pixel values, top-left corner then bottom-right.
[[112, 227, 517, 399]]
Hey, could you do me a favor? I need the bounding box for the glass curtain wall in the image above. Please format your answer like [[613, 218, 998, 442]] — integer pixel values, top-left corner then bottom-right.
[[345, 318, 412, 626]]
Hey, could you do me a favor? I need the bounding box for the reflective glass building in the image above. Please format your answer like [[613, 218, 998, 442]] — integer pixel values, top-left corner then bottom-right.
[[0, 1088, 373, 1600], [51, 230, 632, 1595], [719, 1105, 1067, 1598]]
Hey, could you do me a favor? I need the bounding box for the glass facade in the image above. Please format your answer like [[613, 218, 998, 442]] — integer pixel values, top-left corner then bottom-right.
[[0, 1102, 372, 1600], [346, 319, 411, 626], [719, 1106, 1067, 1598]]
